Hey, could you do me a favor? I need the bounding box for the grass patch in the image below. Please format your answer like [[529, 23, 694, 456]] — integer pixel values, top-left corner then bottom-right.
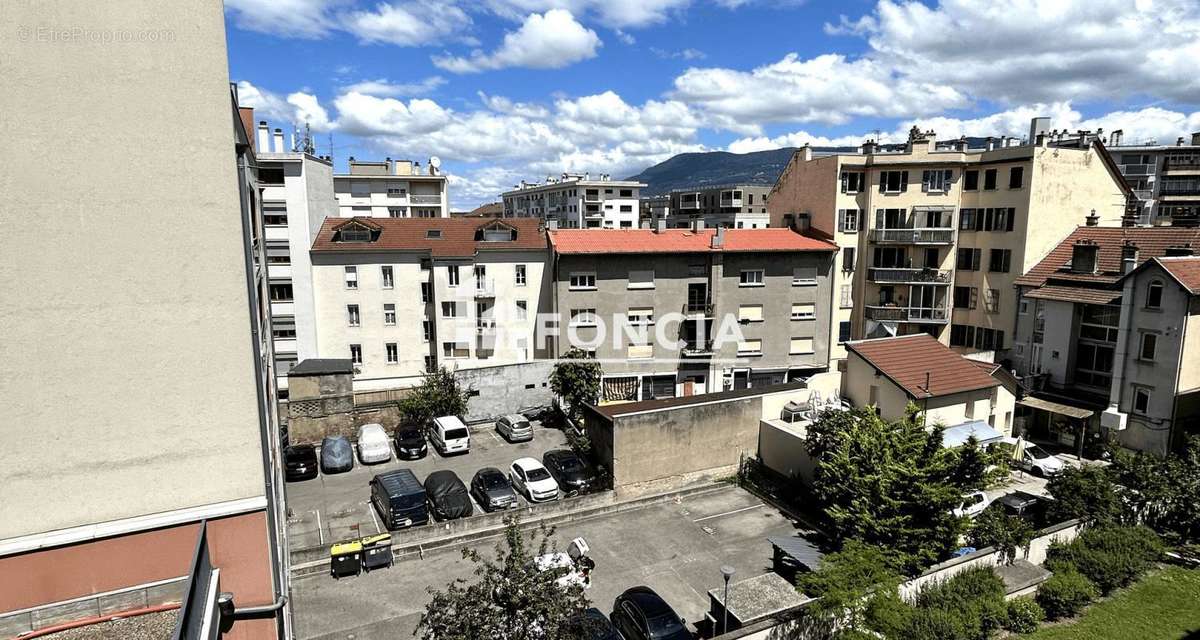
[[1025, 566, 1200, 640]]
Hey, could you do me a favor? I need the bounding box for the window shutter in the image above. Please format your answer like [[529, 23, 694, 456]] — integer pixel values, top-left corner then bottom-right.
[[944, 169, 952, 184], [875, 209, 884, 228], [879, 175, 886, 193], [837, 209, 846, 232], [921, 170, 929, 192], [1006, 207, 1016, 231], [840, 172, 848, 193], [857, 210, 864, 230], [973, 249, 981, 271], [996, 330, 1005, 350], [975, 209, 985, 231], [984, 208, 994, 231], [900, 171, 909, 192]]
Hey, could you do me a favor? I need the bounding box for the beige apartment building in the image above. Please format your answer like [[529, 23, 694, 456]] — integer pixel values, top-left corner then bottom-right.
[[334, 157, 449, 218], [309, 217, 552, 389], [769, 121, 1131, 364]]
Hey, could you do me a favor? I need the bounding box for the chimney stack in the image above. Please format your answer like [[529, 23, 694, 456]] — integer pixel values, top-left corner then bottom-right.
[[272, 128, 285, 153], [1028, 117, 1050, 147], [801, 144, 812, 162], [1085, 208, 1100, 226], [547, 219, 558, 230], [1110, 129, 1124, 146], [1191, 132, 1200, 146], [711, 227, 725, 249], [257, 121, 271, 152], [655, 218, 667, 233], [1121, 242, 1140, 274]]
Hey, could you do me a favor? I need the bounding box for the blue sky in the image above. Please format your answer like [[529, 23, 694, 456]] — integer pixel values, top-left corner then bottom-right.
[[226, 0, 1200, 209]]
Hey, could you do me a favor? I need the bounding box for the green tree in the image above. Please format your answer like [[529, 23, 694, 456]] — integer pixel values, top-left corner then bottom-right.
[[798, 541, 904, 637], [1111, 437, 1200, 544], [549, 348, 602, 425], [968, 505, 1035, 565], [417, 517, 591, 640], [1045, 464, 1128, 525], [398, 367, 470, 430], [806, 405, 987, 571]]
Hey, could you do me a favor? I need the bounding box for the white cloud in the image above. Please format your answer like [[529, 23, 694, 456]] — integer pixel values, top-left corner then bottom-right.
[[432, 9, 601, 73], [287, 92, 335, 131], [343, 1, 474, 46], [651, 47, 706, 60], [478, 92, 551, 118], [340, 76, 447, 97], [224, 0, 340, 38], [615, 30, 636, 45], [480, 0, 692, 28]]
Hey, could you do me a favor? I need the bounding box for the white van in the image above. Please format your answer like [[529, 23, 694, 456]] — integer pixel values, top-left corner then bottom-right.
[[431, 416, 470, 455]]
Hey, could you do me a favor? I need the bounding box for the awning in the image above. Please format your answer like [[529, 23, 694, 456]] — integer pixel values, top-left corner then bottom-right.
[[1018, 395, 1094, 420], [767, 535, 824, 570], [942, 420, 1004, 448]]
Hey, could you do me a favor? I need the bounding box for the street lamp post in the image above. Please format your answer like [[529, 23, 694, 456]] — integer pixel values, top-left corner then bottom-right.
[[720, 565, 736, 635]]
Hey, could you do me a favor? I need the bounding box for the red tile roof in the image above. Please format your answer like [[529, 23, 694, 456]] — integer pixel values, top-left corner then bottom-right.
[[1023, 285, 1121, 305], [311, 217, 547, 257], [548, 228, 837, 255], [846, 334, 999, 399], [1154, 257, 1200, 294], [1015, 226, 1200, 288]]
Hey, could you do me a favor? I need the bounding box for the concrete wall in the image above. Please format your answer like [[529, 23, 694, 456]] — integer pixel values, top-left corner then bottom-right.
[[456, 359, 555, 422]]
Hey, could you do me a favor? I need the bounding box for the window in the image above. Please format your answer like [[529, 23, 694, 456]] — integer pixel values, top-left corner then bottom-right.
[[984, 288, 1000, 313], [739, 304, 764, 322], [793, 267, 818, 285], [790, 338, 814, 354], [422, 319, 431, 341], [627, 307, 654, 325], [1019, 299, 1030, 314], [381, 266, 394, 289], [880, 170, 908, 193], [447, 265, 460, 287], [963, 170, 979, 191], [1133, 387, 1151, 414], [838, 321, 852, 343], [420, 282, 431, 303], [959, 208, 976, 230], [838, 209, 860, 233], [841, 171, 865, 193], [619, 205, 633, 213], [619, 189, 633, 197], [515, 264, 527, 286], [1146, 280, 1164, 309], [791, 303, 816, 320], [983, 168, 998, 190], [383, 303, 396, 325], [441, 301, 460, 317], [840, 284, 853, 308], [263, 210, 287, 226], [516, 300, 527, 321], [737, 339, 763, 356], [1008, 166, 1024, 189], [347, 304, 360, 326], [442, 342, 469, 359], [423, 355, 435, 372], [385, 343, 398, 364], [842, 247, 856, 271], [956, 248, 981, 271], [922, 169, 952, 192], [350, 344, 362, 364], [425, 229, 443, 239], [628, 270, 655, 289], [269, 283, 293, 301], [272, 324, 297, 339], [570, 308, 597, 326], [954, 286, 976, 309], [387, 187, 406, 197], [739, 269, 764, 286], [344, 266, 358, 289], [1140, 333, 1158, 361], [569, 272, 596, 290], [388, 207, 405, 217], [988, 249, 1012, 273]]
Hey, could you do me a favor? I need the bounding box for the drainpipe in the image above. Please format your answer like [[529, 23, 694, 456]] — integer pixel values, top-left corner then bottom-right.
[[1103, 273, 1137, 439]]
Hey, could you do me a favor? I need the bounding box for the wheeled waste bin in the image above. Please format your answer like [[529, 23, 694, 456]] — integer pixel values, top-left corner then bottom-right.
[[360, 533, 393, 571], [330, 540, 363, 579]]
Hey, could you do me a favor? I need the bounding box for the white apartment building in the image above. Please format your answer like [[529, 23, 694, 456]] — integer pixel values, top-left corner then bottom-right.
[[502, 173, 645, 229], [334, 157, 450, 219], [308, 217, 551, 390], [254, 122, 339, 397], [660, 184, 772, 229]]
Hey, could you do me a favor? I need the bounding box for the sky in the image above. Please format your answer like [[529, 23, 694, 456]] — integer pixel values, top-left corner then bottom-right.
[[226, 0, 1200, 210]]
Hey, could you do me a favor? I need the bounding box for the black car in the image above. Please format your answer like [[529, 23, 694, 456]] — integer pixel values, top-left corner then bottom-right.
[[424, 470, 474, 520], [394, 426, 428, 460], [996, 490, 1050, 522], [543, 449, 598, 495], [284, 444, 319, 481], [610, 587, 691, 640], [471, 467, 518, 512], [320, 435, 354, 474], [565, 608, 622, 640]]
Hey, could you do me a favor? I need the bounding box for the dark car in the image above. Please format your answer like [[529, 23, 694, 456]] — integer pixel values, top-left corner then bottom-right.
[[610, 587, 691, 640], [996, 490, 1050, 523], [565, 608, 622, 640], [284, 444, 318, 481], [320, 436, 354, 474], [424, 470, 474, 520], [471, 467, 517, 512], [543, 449, 598, 496], [394, 425, 428, 460]]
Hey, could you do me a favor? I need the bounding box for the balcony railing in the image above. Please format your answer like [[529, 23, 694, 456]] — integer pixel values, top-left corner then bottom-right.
[[681, 301, 714, 317], [679, 197, 701, 209], [869, 228, 955, 244], [1158, 185, 1200, 197], [867, 267, 952, 284], [1132, 189, 1153, 200], [1164, 158, 1200, 171], [476, 318, 496, 334], [1118, 163, 1156, 176], [584, 192, 602, 203], [864, 305, 950, 324], [719, 198, 743, 208], [410, 194, 442, 205], [680, 340, 714, 357], [473, 278, 495, 297]]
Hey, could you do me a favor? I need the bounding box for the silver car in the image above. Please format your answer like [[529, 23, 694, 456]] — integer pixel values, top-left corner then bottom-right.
[[497, 414, 534, 442]]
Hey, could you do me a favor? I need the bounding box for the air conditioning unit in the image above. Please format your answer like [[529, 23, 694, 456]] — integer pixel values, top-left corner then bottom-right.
[[1100, 406, 1127, 431]]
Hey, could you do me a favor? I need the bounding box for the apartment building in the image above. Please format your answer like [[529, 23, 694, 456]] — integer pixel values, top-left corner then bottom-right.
[[254, 122, 339, 397], [658, 184, 772, 229], [1012, 227, 1200, 455], [502, 173, 645, 228], [768, 121, 1131, 364], [334, 157, 449, 218], [1, 4, 285, 637], [1105, 132, 1200, 227], [309, 218, 551, 389], [548, 227, 836, 400], [640, 194, 672, 223]]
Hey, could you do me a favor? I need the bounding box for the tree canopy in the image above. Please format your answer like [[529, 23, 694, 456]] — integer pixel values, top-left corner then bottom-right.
[[399, 367, 470, 429], [549, 348, 602, 425]]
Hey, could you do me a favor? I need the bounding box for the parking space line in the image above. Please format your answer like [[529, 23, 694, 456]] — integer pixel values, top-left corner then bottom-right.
[[366, 501, 382, 534], [314, 510, 324, 546], [691, 503, 765, 523]]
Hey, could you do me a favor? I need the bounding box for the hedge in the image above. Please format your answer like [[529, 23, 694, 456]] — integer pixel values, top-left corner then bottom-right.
[[1037, 569, 1099, 620]]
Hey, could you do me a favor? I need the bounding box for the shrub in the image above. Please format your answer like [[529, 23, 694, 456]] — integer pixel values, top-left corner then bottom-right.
[[907, 567, 1007, 640], [1036, 570, 1098, 620], [1005, 598, 1045, 634], [968, 505, 1035, 565], [1046, 525, 1162, 594], [904, 607, 969, 640]]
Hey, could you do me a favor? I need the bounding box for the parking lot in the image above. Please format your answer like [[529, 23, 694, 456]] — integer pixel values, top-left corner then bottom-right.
[[284, 420, 573, 550], [291, 485, 807, 640]]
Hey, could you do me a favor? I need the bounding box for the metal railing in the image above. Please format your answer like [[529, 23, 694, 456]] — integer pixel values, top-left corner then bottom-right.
[[869, 228, 955, 244], [680, 340, 714, 357], [1118, 163, 1156, 176], [867, 267, 952, 284], [864, 305, 950, 323], [1158, 185, 1200, 197], [682, 301, 714, 316], [473, 278, 495, 297], [410, 194, 442, 204]]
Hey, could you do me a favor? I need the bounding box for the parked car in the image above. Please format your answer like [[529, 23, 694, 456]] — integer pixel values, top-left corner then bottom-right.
[[1014, 444, 1065, 477], [471, 467, 517, 512], [510, 457, 560, 503], [610, 586, 691, 640], [284, 444, 318, 481], [566, 608, 622, 640], [370, 469, 428, 530], [320, 436, 354, 474], [431, 415, 471, 455], [953, 490, 991, 519], [996, 490, 1050, 519], [357, 423, 393, 464], [496, 414, 534, 442], [542, 449, 598, 496], [394, 425, 428, 460], [424, 470, 474, 521]]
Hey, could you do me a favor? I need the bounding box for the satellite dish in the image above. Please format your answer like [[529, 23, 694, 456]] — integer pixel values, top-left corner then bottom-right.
[[429, 156, 442, 168]]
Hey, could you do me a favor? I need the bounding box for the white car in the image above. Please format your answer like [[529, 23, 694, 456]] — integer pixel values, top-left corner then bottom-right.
[[1015, 444, 1065, 477], [953, 491, 991, 519], [510, 457, 559, 502], [356, 423, 392, 464]]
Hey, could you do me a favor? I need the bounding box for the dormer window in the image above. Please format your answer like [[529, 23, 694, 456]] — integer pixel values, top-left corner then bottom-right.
[[1165, 246, 1194, 257], [333, 219, 380, 243], [426, 229, 442, 239], [1071, 243, 1099, 274], [477, 221, 517, 242]]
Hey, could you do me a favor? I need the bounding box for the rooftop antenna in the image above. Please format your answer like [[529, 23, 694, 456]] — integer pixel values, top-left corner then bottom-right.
[[298, 122, 315, 155]]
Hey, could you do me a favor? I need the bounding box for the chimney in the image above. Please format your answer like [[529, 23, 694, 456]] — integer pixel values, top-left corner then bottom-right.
[[655, 218, 667, 233], [801, 144, 812, 162], [1121, 243, 1139, 274], [795, 213, 811, 233], [547, 219, 558, 230], [640, 220, 651, 229], [1110, 129, 1124, 146], [272, 128, 285, 153], [1179, 137, 1187, 146], [1192, 132, 1200, 146], [1085, 208, 1100, 226], [861, 139, 877, 155], [692, 219, 706, 231], [1028, 117, 1050, 147], [257, 121, 271, 152], [711, 227, 725, 249], [985, 136, 995, 151]]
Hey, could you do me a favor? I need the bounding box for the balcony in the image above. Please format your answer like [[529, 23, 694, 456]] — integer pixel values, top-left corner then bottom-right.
[[410, 194, 442, 205], [267, 264, 292, 279], [1118, 163, 1156, 176], [264, 225, 289, 241], [867, 267, 952, 284], [473, 278, 496, 297], [476, 318, 496, 334], [1158, 185, 1200, 197], [869, 228, 955, 245], [719, 190, 743, 208], [1132, 189, 1153, 200], [864, 305, 950, 324], [680, 339, 714, 357], [681, 301, 714, 317], [584, 191, 602, 203], [1163, 158, 1200, 172], [679, 194, 701, 210], [270, 301, 295, 317]]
